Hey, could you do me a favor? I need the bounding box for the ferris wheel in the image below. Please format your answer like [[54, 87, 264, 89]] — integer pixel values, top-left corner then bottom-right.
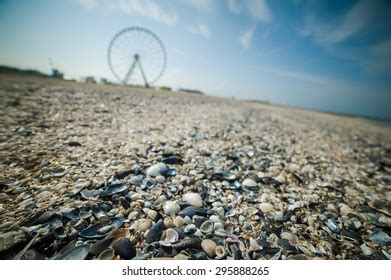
[[107, 26, 166, 87]]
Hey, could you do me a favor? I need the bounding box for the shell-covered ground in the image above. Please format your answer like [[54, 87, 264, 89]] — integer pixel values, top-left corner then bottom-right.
[[0, 75, 390, 260]]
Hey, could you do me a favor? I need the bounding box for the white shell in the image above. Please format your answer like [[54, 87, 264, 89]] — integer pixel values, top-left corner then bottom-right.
[[182, 193, 203, 207]]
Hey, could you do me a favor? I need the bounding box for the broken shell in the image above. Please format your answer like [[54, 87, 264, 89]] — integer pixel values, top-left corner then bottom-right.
[[201, 239, 217, 258]]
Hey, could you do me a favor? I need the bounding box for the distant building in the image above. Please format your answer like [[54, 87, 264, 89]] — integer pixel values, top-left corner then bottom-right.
[[51, 68, 64, 79], [84, 76, 97, 83]]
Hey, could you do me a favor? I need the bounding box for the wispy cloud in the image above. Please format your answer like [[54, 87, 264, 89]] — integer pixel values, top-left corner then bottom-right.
[[76, 0, 178, 25], [298, 0, 391, 74], [228, 0, 272, 22], [240, 26, 256, 49], [183, 0, 213, 12], [186, 23, 211, 39], [299, 0, 378, 46]]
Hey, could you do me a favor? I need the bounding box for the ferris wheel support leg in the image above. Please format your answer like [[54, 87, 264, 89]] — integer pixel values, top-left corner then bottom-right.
[[137, 59, 149, 88], [123, 59, 137, 85]]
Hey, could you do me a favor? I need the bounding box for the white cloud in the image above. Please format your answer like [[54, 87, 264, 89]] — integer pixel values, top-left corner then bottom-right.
[[186, 24, 211, 39], [240, 26, 256, 49], [76, 0, 177, 25], [228, 0, 272, 22]]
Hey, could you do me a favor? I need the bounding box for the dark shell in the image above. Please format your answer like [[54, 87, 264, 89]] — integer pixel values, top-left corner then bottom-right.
[[178, 207, 211, 218], [172, 238, 201, 251], [145, 219, 164, 243], [60, 209, 80, 220], [212, 172, 236, 181], [162, 155, 184, 165], [112, 238, 136, 260], [90, 237, 115, 255], [56, 244, 91, 260], [100, 183, 129, 197], [80, 217, 125, 239]]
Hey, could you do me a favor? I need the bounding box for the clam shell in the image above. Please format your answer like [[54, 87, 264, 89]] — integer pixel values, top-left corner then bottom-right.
[[183, 193, 203, 208], [200, 220, 213, 234], [165, 228, 179, 243], [215, 245, 226, 259], [163, 201, 180, 215], [259, 203, 274, 213]]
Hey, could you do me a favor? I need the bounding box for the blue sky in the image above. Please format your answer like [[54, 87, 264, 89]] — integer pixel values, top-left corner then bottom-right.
[[0, 0, 390, 119]]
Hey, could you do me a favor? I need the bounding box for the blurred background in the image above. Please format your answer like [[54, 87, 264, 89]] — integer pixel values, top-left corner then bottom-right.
[[0, 0, 390, 119]]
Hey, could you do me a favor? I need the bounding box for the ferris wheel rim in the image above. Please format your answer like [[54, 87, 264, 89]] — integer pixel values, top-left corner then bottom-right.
[[107, 26, 167, 85]]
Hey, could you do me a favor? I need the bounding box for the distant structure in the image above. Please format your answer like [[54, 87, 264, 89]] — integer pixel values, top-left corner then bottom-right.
[[51, 69, 64, 79], [49, 58, 64, 79], [179, 88, 204, 95], [107, 26, 166, 88], [84, 76, 97, 83]]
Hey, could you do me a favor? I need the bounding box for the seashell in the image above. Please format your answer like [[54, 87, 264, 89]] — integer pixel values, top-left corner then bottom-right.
[[107, 228, 130, 240], [163, 201, 180, 215], [360, 244, 373, 256], [226, 234, 239, 243], [97, 248, 116, 260], [178, 207, 211, 218], [370, 230, 391, 245], [51, 168, 67, 177], [147, 209, 158, 221], [80, 189, 102, 200], [215, 245, 226, 259], [172, 238, 201, 251], [339, 204, 353, 215], [174, 216, 184, 227], [212, 172, 236, 181], [145, 219, 164, 243], [164, 217, 174, 228], [101, 183, 129, 197], [214, 228, 227, 237], [147, 163, 168, 177], [259, 203, 274, 213], [90, 237, 115, 255], [56, 244, 91, 260], [112, 238, 137, 260], [242, 178, 259, 191], [280, 232, 298, 245], [200, 220, 214, 234], [165, 228, 179, 243], [162, 155, 183, 165], [324, 219, 340, 234], [136, 219, 153, 232], [80, 217, 125, 239], [130, 175, 143, 186], [184, 224, 197, 234], [182, 193, 203, 208]]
